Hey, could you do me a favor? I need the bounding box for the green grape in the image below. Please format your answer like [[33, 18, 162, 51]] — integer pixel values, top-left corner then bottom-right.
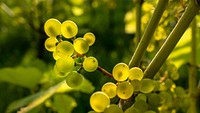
[[159, 91, 173, 107], [104, 104, 123, 113], [174, 86, 186, 98], [44, 37, 58, 52], [54, 65, 66, 76], [73, 38, 89, 54], [144, 110, 156, 113], [83, 56, 98, 72], [44, 18, 61, 37], [66, 71, 83, 88], [112, 63, 129, 81], [129, 67, 144, 81], [53, 50, 60, 60], [83, 32, 96, 46], [135, 93, 147, 102], [124, 106, 140, 113], [153, 80, 160, 91], [147, 93, 160, 107], [101, 82, 117, 98], [133, 100, 148, 113], [116, 81, 134, 99], [61, 20, 78, 38], [90, 91, 110, 112], [139, 78, 155, 93], [164, 79, 174, 89], [56, 41, 74, 57], [130, 80, 141, 92], [55, 57, 74, 73]]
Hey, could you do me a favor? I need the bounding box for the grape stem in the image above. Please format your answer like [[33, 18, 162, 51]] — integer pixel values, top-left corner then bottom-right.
[[97, 66, 113, 78]]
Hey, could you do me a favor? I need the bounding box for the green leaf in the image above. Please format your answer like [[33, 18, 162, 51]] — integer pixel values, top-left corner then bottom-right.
[[0, 66, 43, 89], [53, 94, 77, 113], [6, 91, 44, 113]]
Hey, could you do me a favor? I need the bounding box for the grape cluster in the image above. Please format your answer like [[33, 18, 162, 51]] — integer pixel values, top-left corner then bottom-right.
[[44, 18, 188, 113], [89, 62, 159, 113], [44, 18, 97, 88]]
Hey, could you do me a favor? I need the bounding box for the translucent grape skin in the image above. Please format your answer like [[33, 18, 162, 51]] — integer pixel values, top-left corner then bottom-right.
[[55, 57, 74, 73], [90, 91, 110, 112], [44, 18, 61, 37], [61, 20, 78, 38], [112, 63, 129, 81], [101, 82, 117, 98], [83, 32, 96, 46], [44, 37, 58, 52], [66, 71, 83, 88], [129, 67, 144, 81], [104, 104, 123, 113], [56, 41, 74, 57], [73, 38, 89, 54], [125, 106, 140, 113], [139, 78, 155, 93], [116, 81, 134, 99], [83, 56, 98, 72]]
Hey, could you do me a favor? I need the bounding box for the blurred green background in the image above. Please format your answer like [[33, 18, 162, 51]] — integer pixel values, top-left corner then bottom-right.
[[0, 0, 199, 113]]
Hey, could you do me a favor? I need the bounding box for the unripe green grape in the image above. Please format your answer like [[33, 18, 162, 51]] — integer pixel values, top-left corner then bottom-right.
[[61, 20, 78, 38], [73, 38, 89, 54], [129, 67, 144, 81], [83, 56, 98, 72], [116, 81, 134, 99], [133, 100, 148, 113], [144, 111, 156, 113], [130, 80, 141, 92], [83, 32, 95, 46], [44, 37, 58, 52], [139, 78, 155, 93], [104, 104, 123, 113], [112, 63, 129, 81], [44, 18, 61, 37], [147, 93, 160, 107], [125, 106, 140, 113], [101, 82, 117, 98], [90, 91, 110, 112], [135, 93, 147, 102], [55, 57, 74, 73], [56, 41, 74, 57], [66, 71, 83, 88]]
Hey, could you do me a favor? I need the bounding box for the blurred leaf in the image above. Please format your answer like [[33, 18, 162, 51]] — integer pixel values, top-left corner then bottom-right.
[[0, 66, 43, 89], [6, 91, 44, 113], [53, 94, 77, 113]]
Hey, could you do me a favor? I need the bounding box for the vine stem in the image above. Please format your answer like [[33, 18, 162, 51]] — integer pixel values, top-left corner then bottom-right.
[[17, 81, 66, 113], [188, 17, 198, 113], [129, 0, 169, 67], [135, 0, 143, 43], [144, 1, 200, 78]]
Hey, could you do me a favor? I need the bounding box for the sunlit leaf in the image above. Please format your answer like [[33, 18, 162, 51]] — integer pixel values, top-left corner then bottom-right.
[[53, 94, 77, 113]]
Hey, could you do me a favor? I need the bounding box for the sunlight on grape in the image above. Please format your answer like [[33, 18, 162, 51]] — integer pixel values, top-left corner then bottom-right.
[[124, 9, 136, 34], [72, 6, 84, 16]]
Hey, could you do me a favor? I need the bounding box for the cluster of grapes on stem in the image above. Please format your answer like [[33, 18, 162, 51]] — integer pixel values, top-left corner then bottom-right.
[[44, 18, 97, 88], [44, 19, 189, 113]]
